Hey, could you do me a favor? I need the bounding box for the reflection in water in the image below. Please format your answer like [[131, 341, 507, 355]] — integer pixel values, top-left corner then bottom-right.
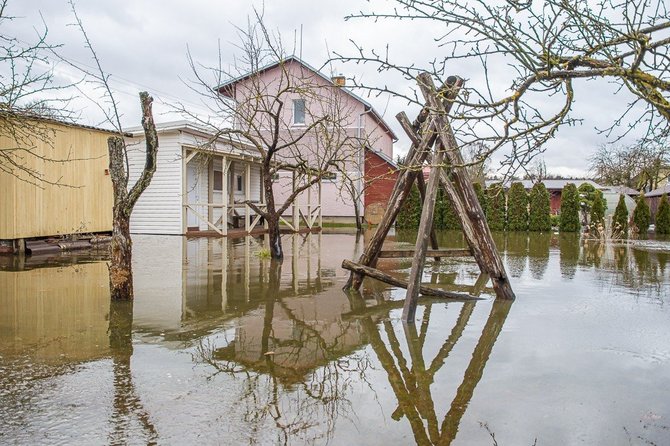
[[505, 233, 528, 278], [528, 233, 551, 280], [108, 300, 158, 445], [2, 232, 670, 444], [349, 290, 512, 445], [559, 234, 580, 279]]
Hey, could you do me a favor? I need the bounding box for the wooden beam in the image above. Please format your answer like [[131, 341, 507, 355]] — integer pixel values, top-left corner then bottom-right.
[[341, 260, 480, 301], [416, 170, 441, 260], [344, 76, 464, 291], [378, 249, 471, 258], [404, 117, 447, 321], [417, 72, 514, 300]]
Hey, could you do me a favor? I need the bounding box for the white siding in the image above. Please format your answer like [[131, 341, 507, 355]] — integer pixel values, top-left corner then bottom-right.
[[127, 131, 184, 234]]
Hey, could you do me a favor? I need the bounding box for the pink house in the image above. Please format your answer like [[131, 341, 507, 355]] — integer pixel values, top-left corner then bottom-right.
[[216, 56, 397, 225]]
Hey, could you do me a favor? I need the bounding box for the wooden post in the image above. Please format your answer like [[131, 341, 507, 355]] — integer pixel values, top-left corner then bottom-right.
[[416, 172, 441, 260], [417, 72, 514, 300], [221, 157, 229, 236], [292, 170, 299, 232], [208, 158, 214, 224], [403, 134, 446, 321], [344, 77, 464, 291], [318, 177, 323, 228], [245, 163, 251, 233]]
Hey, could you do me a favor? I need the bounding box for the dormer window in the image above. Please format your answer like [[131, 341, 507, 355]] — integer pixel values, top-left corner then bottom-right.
[[293, 99, 305, 125]]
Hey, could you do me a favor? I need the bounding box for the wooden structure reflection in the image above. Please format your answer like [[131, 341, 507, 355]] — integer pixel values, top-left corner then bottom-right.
[[347, 290, 512, 445]]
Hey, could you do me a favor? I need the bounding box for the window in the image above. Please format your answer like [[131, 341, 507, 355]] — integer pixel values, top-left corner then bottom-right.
[[271, 173, 280, 181], [322, 172, 337, 181], [293, 99, 306, 125], [213, 170, 223, 191], [237, 175, 243, 192]]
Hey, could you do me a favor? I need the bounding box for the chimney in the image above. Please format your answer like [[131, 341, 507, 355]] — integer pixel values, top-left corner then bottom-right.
[[332, 75, 346, 87]]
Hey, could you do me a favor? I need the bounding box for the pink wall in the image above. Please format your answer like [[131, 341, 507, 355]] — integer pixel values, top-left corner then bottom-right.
[[225, 59, 394, 218]]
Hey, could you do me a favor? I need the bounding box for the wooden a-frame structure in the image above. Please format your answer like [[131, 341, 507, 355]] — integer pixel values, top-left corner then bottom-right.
[[342, 72, 515, 322]]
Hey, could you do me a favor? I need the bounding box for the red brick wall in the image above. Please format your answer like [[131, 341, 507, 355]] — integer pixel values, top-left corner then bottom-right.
[[550, 191, 561, 215], [364, 150, 398, 208]]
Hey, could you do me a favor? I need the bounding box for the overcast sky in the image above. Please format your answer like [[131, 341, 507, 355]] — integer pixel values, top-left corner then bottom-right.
[[3, 0, 648, 178]]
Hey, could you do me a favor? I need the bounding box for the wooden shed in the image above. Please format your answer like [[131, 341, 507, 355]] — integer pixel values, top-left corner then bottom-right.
[[0, 117, 114, 245]]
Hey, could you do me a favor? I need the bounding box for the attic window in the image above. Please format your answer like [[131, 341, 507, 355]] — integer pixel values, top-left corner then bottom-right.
[[293, 99, 306, 125]]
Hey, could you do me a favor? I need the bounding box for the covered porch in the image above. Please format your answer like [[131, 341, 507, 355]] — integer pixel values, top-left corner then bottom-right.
[[182, 147, 323, 237]]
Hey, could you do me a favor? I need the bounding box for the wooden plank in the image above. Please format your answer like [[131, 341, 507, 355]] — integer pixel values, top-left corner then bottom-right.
[[403, 121, 447, 321], [415, 162, 441, 260], [417, 72, 515, 300], [378, 249, 471, 258], [341, 260, 480, 301], [345, 76, 464, 291]]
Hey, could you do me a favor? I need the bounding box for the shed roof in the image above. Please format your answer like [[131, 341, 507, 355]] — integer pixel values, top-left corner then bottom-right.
[[646, 184, 670, 198], [485, 178, 603, 190], [366, 147, 398, 169], [215, 55, 398, 141]]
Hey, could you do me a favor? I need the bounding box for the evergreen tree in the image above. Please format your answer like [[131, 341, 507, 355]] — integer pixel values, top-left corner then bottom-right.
[[396, 185, 422, 229], [577, 183, 597, 225], [486, 183, 506, 231], [507, 182, 529, 231], [613, 194, 629, 237], [473, 182, 488, 216], [528, 182, 551, 231], [633, 192, 651, 235], [559, 183, 581, 232], [590, 189, 607, 227], [436, 188, 462, 230], [656, 194, 670, 234]]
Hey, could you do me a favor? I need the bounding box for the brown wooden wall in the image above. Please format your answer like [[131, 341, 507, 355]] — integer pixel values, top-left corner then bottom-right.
[[0, 120, 113, 239]]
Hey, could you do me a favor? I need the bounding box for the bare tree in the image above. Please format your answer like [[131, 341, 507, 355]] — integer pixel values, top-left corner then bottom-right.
[[590, 141, 669, 190], [67, 2, 159, 300], [335, 0, 670, 176], [180, 13, 366, 260], [0, 0, 76, 184]]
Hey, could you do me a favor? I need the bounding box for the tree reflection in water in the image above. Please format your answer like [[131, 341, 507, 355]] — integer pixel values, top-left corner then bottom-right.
[[193, 259, 371, 445], [108, 300, 158, 445], [349, 290, 512, 446]]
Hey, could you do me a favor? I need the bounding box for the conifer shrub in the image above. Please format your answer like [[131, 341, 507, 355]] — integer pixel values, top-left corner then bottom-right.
[[437, 191, 462, 230], [656, 194, 670, 234], [559, 183, 581, 232], [486, 183, 506, 231], [613, 194, 629, 237], [590, 189, 606, 227], [528, 182, 551, 231], [507, 182, 529, 231], [633, 192, 651, 235], [473, 182, 488, 216], [396, 185, 422, 229]]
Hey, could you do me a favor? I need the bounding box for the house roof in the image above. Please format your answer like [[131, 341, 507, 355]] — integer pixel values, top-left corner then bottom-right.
[[485, 178, 603, 190], [1, 110, 127, 136], [599, 185, 640, 196], [646, 184, 670, 198], [125, 120, 261, 160], [214, 55, 398, 141], [366, 147, 398, 169]]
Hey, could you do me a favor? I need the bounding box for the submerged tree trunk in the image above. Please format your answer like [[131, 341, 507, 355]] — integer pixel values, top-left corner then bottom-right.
[[108, 92, 159, 300], [109, 210, 133, 300], [263, 171, 283, 260]]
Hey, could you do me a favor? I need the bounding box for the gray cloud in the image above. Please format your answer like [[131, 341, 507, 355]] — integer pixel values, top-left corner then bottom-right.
[[2, 0, 647, 177]]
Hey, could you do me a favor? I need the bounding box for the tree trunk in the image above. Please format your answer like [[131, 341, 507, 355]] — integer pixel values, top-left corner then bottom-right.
[[109, 208, 133, 300], [267, 214, 283, 260], [107, 92, 159, 300], [261, 164, 285, 260]]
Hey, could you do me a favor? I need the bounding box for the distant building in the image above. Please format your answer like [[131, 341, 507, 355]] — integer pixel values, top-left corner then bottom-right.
[[645, 184, 670, 224]]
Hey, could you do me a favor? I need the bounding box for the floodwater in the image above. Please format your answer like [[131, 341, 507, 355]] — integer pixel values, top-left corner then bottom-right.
[[1, 231, 669, 445]]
